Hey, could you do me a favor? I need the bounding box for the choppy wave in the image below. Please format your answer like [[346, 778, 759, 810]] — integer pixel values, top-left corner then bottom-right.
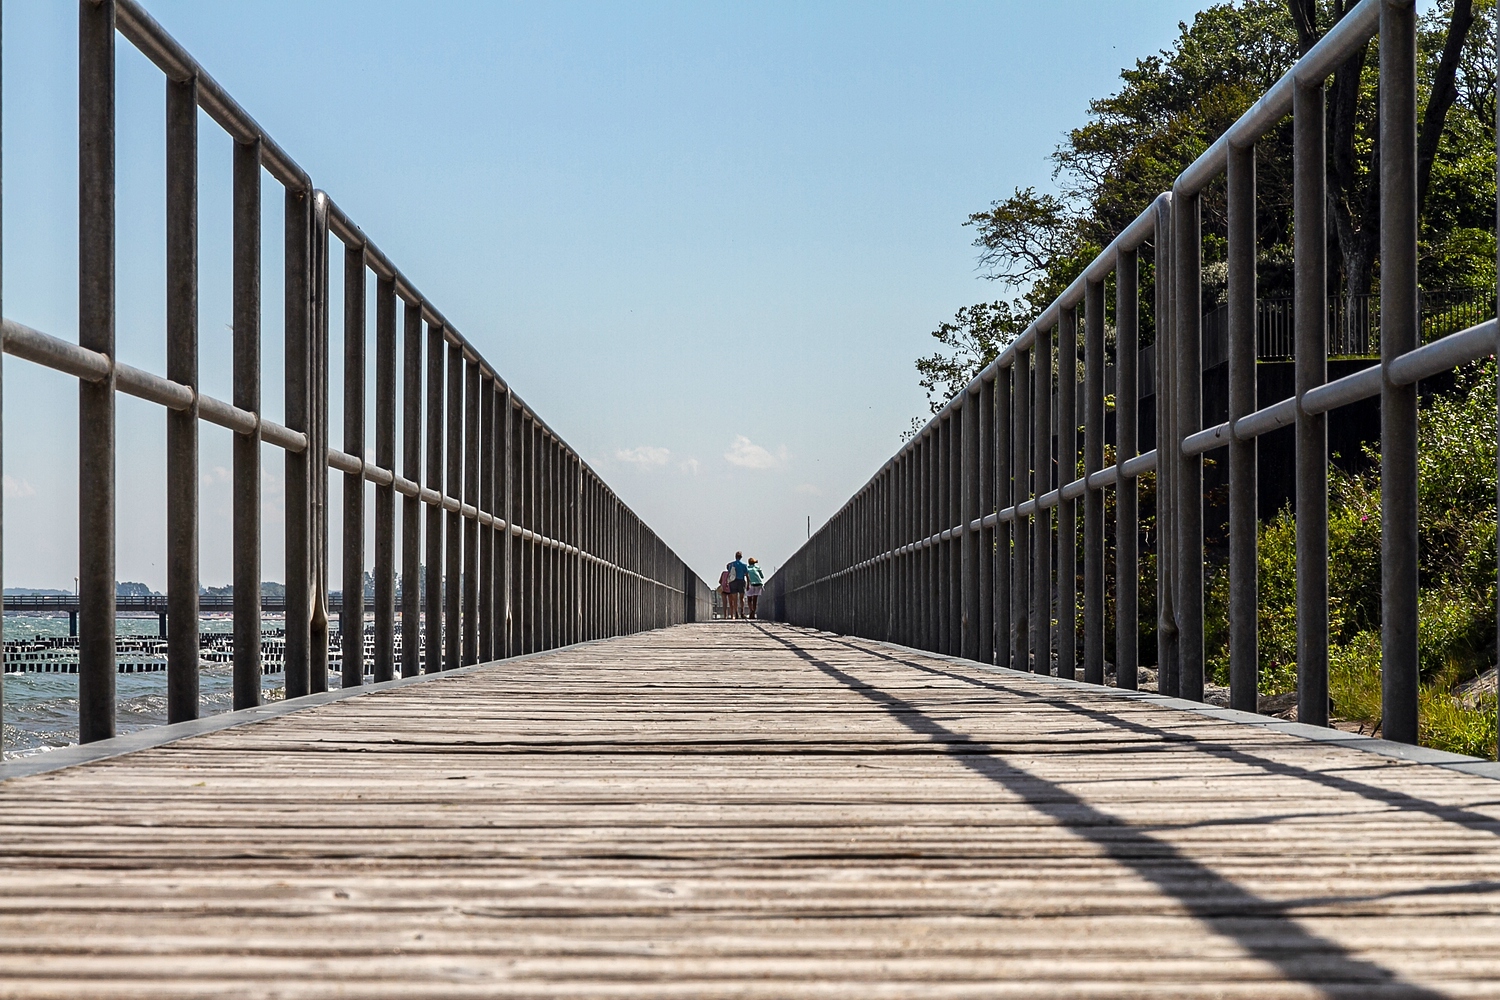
[[1, 613, 330, 759]]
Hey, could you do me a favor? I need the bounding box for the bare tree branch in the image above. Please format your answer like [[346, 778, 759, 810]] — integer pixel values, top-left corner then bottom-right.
[[963, 187, 1077, 288]]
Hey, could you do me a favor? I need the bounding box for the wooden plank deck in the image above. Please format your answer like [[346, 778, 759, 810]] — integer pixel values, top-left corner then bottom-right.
[[1, 621, 1499, 998]]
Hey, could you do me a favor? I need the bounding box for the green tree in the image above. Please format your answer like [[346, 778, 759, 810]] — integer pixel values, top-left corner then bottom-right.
[[919, 0, 1495, 408], [913, 300, 1028, 416]]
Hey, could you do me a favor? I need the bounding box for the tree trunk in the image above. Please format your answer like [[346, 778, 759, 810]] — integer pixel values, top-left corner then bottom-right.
[[1417, 0, 1476, 211]]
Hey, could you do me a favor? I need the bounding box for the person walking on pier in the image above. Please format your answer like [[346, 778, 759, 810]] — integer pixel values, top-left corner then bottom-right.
[[746, 557, 765, 619], [726, 552, 750, 619]]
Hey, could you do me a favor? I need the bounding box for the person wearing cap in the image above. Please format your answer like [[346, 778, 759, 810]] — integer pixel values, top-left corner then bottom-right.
[[746, 557, 765, 618]]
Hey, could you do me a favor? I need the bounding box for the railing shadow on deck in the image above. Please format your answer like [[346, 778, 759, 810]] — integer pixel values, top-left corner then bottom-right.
[[802, 628, 1500, 839], [758, 624, 1450, 999]]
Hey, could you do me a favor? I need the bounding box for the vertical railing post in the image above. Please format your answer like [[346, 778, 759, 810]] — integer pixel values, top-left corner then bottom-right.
[[505, 396, 518, 657], [1173, 187, 1204, 702], [948, 416, 962, 652], [526, 418, 538, 649], [889, 455, 899, 641], [511, 407, 524, 649], [850, 496, 858, 635], [576, 458, 584, 640], [284, 187, 312, 698], [165, 70, 199, 722], [1155, 195, 1178, 694], [1294, 78, 1329, 727], [423, 321, 445, 673], [882, 458, 894, 638], [891, 455, 902, 641], [1117, 251, 1140, 692], [928, 431, 939, 649], [536, 425, 546, 643], [566, 451, 576, 639], [541, 435, 553, 645], [1057, 305, 1077, 681], [79, 0, 117, 743], [1227, 143, 1258, 712], [567, 447, 576, 640], [995, 364, 1011, 668], [232, 136, 262, 709], [341, 240, 365, 689], [400, 298, 422, 678], [961, 387, 980, 659], [1035, 322, 1053, 675], [584, 476, 593, 632], [1380, 0, 1419, 743], [445, 340, 463, 669], [906, 434, 918, 644], [937, 419, 951, 653], [373, 273, 397, 683], [883, 465, 893, 641], [533, 420, 542, 648], [462, 358, 479, 665], [556, 434, 564, 638], [552, 440, 560, 635], [479, 375, 495, 661], [896, 454, 906, 643], [1084, 279, 1105, 685], [1013, 349, 1030, 669], [309, 192, 331, 696], [860, 493, 867, 636], [554, 441, 563, 640]]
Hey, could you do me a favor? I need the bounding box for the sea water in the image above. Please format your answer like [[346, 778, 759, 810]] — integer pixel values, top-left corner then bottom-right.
[[0, 614, 342, 759]]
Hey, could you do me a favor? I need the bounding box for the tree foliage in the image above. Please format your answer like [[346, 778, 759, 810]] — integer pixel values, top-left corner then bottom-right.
[[916, 0, 1496, 413], [1205, 362, 1499, 756], [913, 300, 1027, 417]]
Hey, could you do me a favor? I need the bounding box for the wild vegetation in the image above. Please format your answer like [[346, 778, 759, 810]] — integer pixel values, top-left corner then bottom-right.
[[1203, 362, 1498, 756], [913, 1, 1498, 757]]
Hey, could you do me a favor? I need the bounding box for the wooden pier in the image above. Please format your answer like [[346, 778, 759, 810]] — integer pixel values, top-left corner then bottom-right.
[[1, 621, 1498, 997]]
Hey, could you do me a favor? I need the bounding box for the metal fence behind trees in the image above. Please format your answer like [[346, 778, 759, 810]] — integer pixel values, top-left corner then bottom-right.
[[762, 0, 1499, 752], [1207, 289, 1495, 360], [0, 0, 714, 746]]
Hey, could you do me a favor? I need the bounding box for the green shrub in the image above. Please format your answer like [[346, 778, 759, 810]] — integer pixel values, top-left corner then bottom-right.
[[1329, 631, 1383, 726], [1420, 688, 1498, 759], [1202, 360, 1497, 759]]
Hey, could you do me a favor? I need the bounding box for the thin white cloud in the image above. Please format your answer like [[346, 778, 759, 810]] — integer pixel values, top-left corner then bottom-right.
[[679, 458, 701, 475], [724, 435, 786, 470], [3, 475, 35, 499], [616, 445, 671, 467], [795, 483, 822, 496]]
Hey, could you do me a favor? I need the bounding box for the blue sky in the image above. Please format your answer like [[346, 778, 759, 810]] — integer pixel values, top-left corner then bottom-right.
[[3, 0, 1202, 589]]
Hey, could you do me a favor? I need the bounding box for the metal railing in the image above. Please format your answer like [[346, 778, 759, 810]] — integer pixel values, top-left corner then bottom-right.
[[0, 0, 714, 745], [762, 0, 1495, 751]]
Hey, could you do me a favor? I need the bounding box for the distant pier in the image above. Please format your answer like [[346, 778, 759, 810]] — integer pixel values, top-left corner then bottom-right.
[[2, 617, 418, 675], [3, 593, 348, 637]]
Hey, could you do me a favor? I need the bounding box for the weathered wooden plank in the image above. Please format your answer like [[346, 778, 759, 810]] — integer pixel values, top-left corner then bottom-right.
[[0, 622, 1498, 995]]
